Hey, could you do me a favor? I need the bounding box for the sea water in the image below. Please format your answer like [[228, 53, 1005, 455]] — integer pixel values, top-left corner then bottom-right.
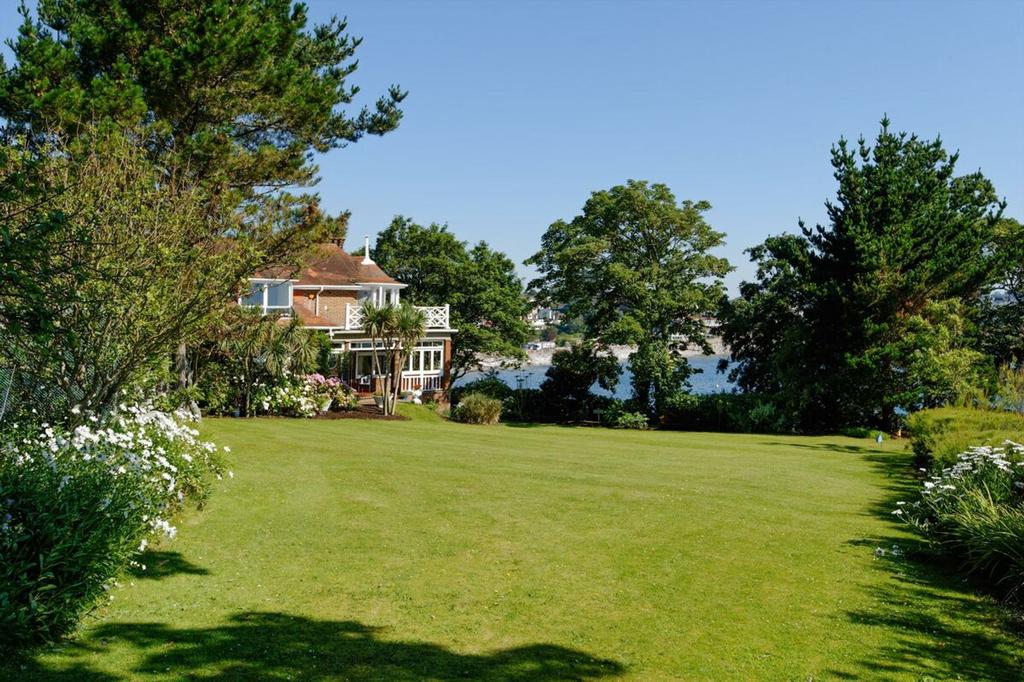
[[460, 355, 735, 400]]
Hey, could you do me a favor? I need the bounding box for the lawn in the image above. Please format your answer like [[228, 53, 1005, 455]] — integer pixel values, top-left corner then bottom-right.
[[8, 408, 1022, 680]]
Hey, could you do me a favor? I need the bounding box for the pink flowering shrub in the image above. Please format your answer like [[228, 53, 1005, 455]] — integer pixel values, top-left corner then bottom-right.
[[0, 405, 227, 647], [255, 373, 357, 417]]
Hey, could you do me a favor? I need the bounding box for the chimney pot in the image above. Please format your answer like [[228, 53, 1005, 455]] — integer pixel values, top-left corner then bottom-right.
[[362, 235, 375, 265]]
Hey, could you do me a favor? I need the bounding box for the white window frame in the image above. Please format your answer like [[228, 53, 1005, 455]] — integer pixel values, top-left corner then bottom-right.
[[241, 278, 293, 315]]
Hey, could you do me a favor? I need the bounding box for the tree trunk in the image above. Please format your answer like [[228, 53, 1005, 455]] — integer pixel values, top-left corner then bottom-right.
[[392, 350, 405, 411], [175, 342, 191, 389]]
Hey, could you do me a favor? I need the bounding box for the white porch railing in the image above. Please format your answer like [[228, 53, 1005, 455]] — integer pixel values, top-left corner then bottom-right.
[[344, 304, 449, 331], [354, 373, 443, 393], [400, 374, 443, 392]]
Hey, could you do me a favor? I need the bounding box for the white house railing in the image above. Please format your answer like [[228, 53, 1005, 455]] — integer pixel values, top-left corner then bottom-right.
[[345, 303, 365, 330], [344, 304, 449, 331], [400, 374, 443, 392]]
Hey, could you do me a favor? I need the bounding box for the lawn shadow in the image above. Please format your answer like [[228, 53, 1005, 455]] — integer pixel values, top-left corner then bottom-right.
[[825, 563, 1023, 681], [127, 550, 210, 581], [21, 611, 625, 681], [825, 447, 1024, 680], [758, 440, 885, 456]]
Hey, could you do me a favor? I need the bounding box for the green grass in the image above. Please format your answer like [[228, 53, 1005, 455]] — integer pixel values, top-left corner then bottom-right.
[[9, 406, 1022, 680]]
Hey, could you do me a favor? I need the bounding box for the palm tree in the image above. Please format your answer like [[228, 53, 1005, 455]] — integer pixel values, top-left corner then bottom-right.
[[390, 304, 427, 409], [360, 301, 397, 412], [263, 319, 318, 377]]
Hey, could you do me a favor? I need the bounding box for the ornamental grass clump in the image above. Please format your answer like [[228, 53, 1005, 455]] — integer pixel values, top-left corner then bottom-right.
[[451, 393, 503, 425], [0, 405, 226, 648], [896, 441, 1024, 604]]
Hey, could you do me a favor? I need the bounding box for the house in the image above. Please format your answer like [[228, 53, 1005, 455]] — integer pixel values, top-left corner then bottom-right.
[[526, 304, 561, 330], [240, 236, 455, 395]]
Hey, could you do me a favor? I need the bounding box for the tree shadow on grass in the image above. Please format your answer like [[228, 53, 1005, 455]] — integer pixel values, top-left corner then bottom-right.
[[127, 550, 210, 581], [757, 440, 885, 456], [825, 560, 1024, 681], [825, 450, 1024, 680], [20, 612, 625, 681]]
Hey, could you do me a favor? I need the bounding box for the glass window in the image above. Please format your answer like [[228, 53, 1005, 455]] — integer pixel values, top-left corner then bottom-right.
[[432, 350, 442, 370], [412, 352, 421, 371], [266, 281, 291, 308], [241, 282, 263, 307]]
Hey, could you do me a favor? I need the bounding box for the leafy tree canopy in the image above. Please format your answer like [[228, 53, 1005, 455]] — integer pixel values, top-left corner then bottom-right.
[[526, 180, 730, 413], [539, 341, 621, 422], [0, 127, 306, 420], [371, 217, 531, 385], [976, 217, 1024, 366]]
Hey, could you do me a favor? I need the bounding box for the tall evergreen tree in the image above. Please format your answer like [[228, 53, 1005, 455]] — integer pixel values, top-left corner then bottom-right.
[[720, 118, 1005, 430], [0, 1, 405, 415], [0, 0, 404, 196]]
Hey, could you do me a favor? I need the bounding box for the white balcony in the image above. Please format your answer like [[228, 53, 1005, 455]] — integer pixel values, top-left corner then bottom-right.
[[344, 304, 450, 331]]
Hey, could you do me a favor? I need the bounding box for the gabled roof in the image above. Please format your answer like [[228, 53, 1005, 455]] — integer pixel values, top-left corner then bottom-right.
[[255, 243, 401, 286]]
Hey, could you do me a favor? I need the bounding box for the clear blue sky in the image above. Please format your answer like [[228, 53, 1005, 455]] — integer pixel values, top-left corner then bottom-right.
[[3, 1, 1022, 291]]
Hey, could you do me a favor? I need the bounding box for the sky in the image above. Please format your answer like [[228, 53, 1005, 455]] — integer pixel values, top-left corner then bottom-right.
[[2, 0, 1022, 291]]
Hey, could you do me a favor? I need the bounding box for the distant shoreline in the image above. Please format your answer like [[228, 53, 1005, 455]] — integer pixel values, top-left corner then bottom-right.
[[480, 337, 728, 369]]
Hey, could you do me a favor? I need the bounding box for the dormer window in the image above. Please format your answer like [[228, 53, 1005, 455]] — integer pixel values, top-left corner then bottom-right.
[[241, 279, 292, 315]]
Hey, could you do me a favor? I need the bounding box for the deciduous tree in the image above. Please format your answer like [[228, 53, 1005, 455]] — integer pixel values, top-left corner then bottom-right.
[[371, 217, 531, 388], [0, 129, 316, 421], [527, 180, 730, 415]]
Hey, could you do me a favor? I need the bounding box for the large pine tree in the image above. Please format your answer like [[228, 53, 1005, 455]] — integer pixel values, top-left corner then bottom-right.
[[0, 0, 405, 195], [720, 118, 1006, 430]]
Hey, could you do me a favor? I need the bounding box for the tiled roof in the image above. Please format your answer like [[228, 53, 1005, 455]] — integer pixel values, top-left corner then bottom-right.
[[256, 243, 401, 286], [290, 305, 338, 328]]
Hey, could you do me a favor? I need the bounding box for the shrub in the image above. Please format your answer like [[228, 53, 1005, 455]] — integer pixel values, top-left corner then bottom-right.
[[839, 426, 887, 440], [540, 342, 621, 422], [501, 388, 546, 423], [194, 360, 237, 415], [0, 406, 225, 647], [660, 393, 794, 433], [896, 442, 1024, 604], [304, 373, 359, 412], [451, 393, 503, 425], [601, 402, 648, 430], [993, 366, 1024, 415], [907, 407, 1024, 468], [254, 373, 357, 417]]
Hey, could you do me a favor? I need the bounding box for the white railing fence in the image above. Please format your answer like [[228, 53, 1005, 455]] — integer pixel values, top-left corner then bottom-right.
[[344, 304, 449, 330], [345, 304, 365, 330], [421, 305, 450, 329], [400, 374, 443, 392]]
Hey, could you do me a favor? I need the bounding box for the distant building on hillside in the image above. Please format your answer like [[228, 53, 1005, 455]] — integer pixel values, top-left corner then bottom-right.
[[526, 304, 562, 329]]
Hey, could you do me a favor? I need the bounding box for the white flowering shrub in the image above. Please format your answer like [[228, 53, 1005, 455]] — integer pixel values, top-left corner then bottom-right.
[[254, 373, 358, 418], [896, 441, 1024, 603], [0, 405, 227, 647]]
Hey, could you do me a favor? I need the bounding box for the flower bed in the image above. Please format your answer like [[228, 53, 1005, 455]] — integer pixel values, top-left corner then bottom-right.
[[896, 441, 1024, 604], [255, 374, 358, 418]]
